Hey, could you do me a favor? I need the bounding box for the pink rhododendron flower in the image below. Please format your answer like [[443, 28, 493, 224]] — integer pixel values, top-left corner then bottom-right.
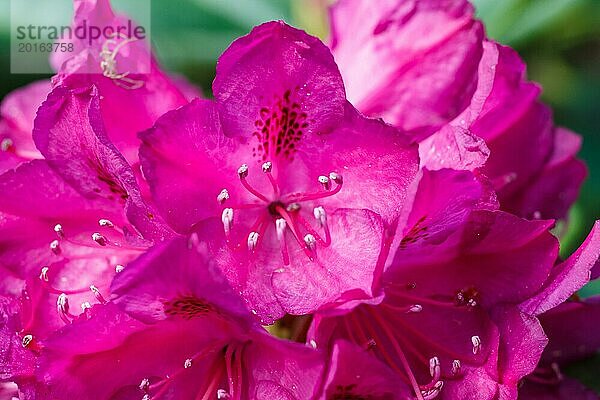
[[35, 235, 324, 399], [0, 160, 147, 392], [139, 21, 420, 321], [51, 0, 198, 165], [329, 0, 586, 221], [309, 168, 564, 399]]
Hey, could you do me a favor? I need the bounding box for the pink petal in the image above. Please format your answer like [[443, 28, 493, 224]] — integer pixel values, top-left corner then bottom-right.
[[330, 0, 483, 139]]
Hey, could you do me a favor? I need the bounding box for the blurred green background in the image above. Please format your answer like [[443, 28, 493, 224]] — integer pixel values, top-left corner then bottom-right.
[[0, 0, 598, 391]]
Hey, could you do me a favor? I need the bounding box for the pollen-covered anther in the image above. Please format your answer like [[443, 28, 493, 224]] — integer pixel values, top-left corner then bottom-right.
[[407, 304, 423, 313], [57, 293, 71, 323], [248, 231, 260, 251], [139, 378, 150, 392], [22, 334, 33, 348], [184, 358, 193, 369], [221, 208, 234, 234], [81, 302, 92, 312], [98, 218, 114, 228], [304, 234, 316, 251], [329, 172, 343, 185], [313, 206, 327, 226], [275, 218, 287, 241], [115, 264, 125, 273], [237, 164, 249, 179], [286, 202, 301, 212], [471, 335, 482, 355], [318, 175, 331, 190], [53, 223, 64, 238], [90, 285, 107, 304], [217, 189, 230, 204], [421, 381, 444, 400], [217, 389, 231, 399], [451, 359, 462, 375], [39, 266, 49, 282], [50, 239, 61, 255], [1, 138, 14, 151], [261, 161, 273, 173], [429, 357, 441, 381], [92, 232, 107, 246]]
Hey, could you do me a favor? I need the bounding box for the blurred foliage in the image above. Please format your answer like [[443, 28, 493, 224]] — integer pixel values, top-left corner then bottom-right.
[[0, 0, 598, 391]]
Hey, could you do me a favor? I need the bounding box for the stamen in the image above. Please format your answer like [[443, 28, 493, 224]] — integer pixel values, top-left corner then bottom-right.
[[329, 172, 343, 185], [99, 33, 144, 90], [217, 389, 231, 399], [98, 219, 114, 228], [261, 162, 272, 173], [237, 164, 249, 179], [53, 224, 64, 238], [262, 161, 280, 196], [304, 234, 316, 251], [81, 302, 92, 312], [286, 203, 300, 212], [50, 239, 61, 255], [222, 208, 234, 236], [91, 232, 107, 246], [313, 206, 326, 226], [408, 304, 423, 313], [452, 360, 462, 376], [115, 264, 125, 273], [40, 266, 49, 282], [184, 358, 193, 369], [428, 357, 441, 385], [1, 138, 13, 152], [421, 381, 443, 400], [57, 293, 73, 324], [318, 175, 331, 190], [471, 335, 481, 355], [22, 334, 33, 348], [217, 189, 230, 204], [275, 218, 290, 266], [139, 378, 150, 392], [237, 164, 269, 203], [90, 285, 107, 304], [247, 231, 259, 252]]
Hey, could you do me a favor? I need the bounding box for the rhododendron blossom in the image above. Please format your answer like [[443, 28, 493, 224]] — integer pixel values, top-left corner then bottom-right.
[[0, 0, 599, 399]]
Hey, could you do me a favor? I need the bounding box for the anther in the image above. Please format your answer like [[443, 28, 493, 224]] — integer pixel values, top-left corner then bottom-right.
[[471, 335, 481, 354], [313, 206, 326, 226], [429, 357, 441, 380], [98, 219, 114, 228], [22, 334, 33, 348], [90, 285, 107, 304], [221, 208, 234, 234], [184, 358, 193, 369], [50, 239, 61, 255], [407, 304, 423, 313], [81, 302, 92, 312], [286, 203, 300, 212], [452, 359, 461, 375], [304, 234, 316, 251], [92, 232, 107, 246], [237, 164, 249, 179], [276, 218, 287, 241], [139, 378, 150, 392], [421, 381, 444, 400], [1, 138, 13, 151], [318, 175, 331, 190], [115, 264, 125, 273], [262, 161, 272, 173], [53, 223, 64, 238], [57, 293, 69, 313], [40, 266, 49, 282], [309, 339, 317, 349], [247, 231, 260, 251], [217, 189, 230, 204], [217, 389, 231, 399], [329, 172, 343, 185]]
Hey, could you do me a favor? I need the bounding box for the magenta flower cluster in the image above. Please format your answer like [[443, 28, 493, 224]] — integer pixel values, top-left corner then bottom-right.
[[1, 0, 599, 399]]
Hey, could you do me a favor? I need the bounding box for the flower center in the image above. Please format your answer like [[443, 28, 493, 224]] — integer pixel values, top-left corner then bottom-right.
[[217, 162, 343, 265]]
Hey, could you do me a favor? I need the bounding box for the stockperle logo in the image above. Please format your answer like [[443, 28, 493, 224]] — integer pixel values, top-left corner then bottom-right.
[[9, 0, 151, 74]]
